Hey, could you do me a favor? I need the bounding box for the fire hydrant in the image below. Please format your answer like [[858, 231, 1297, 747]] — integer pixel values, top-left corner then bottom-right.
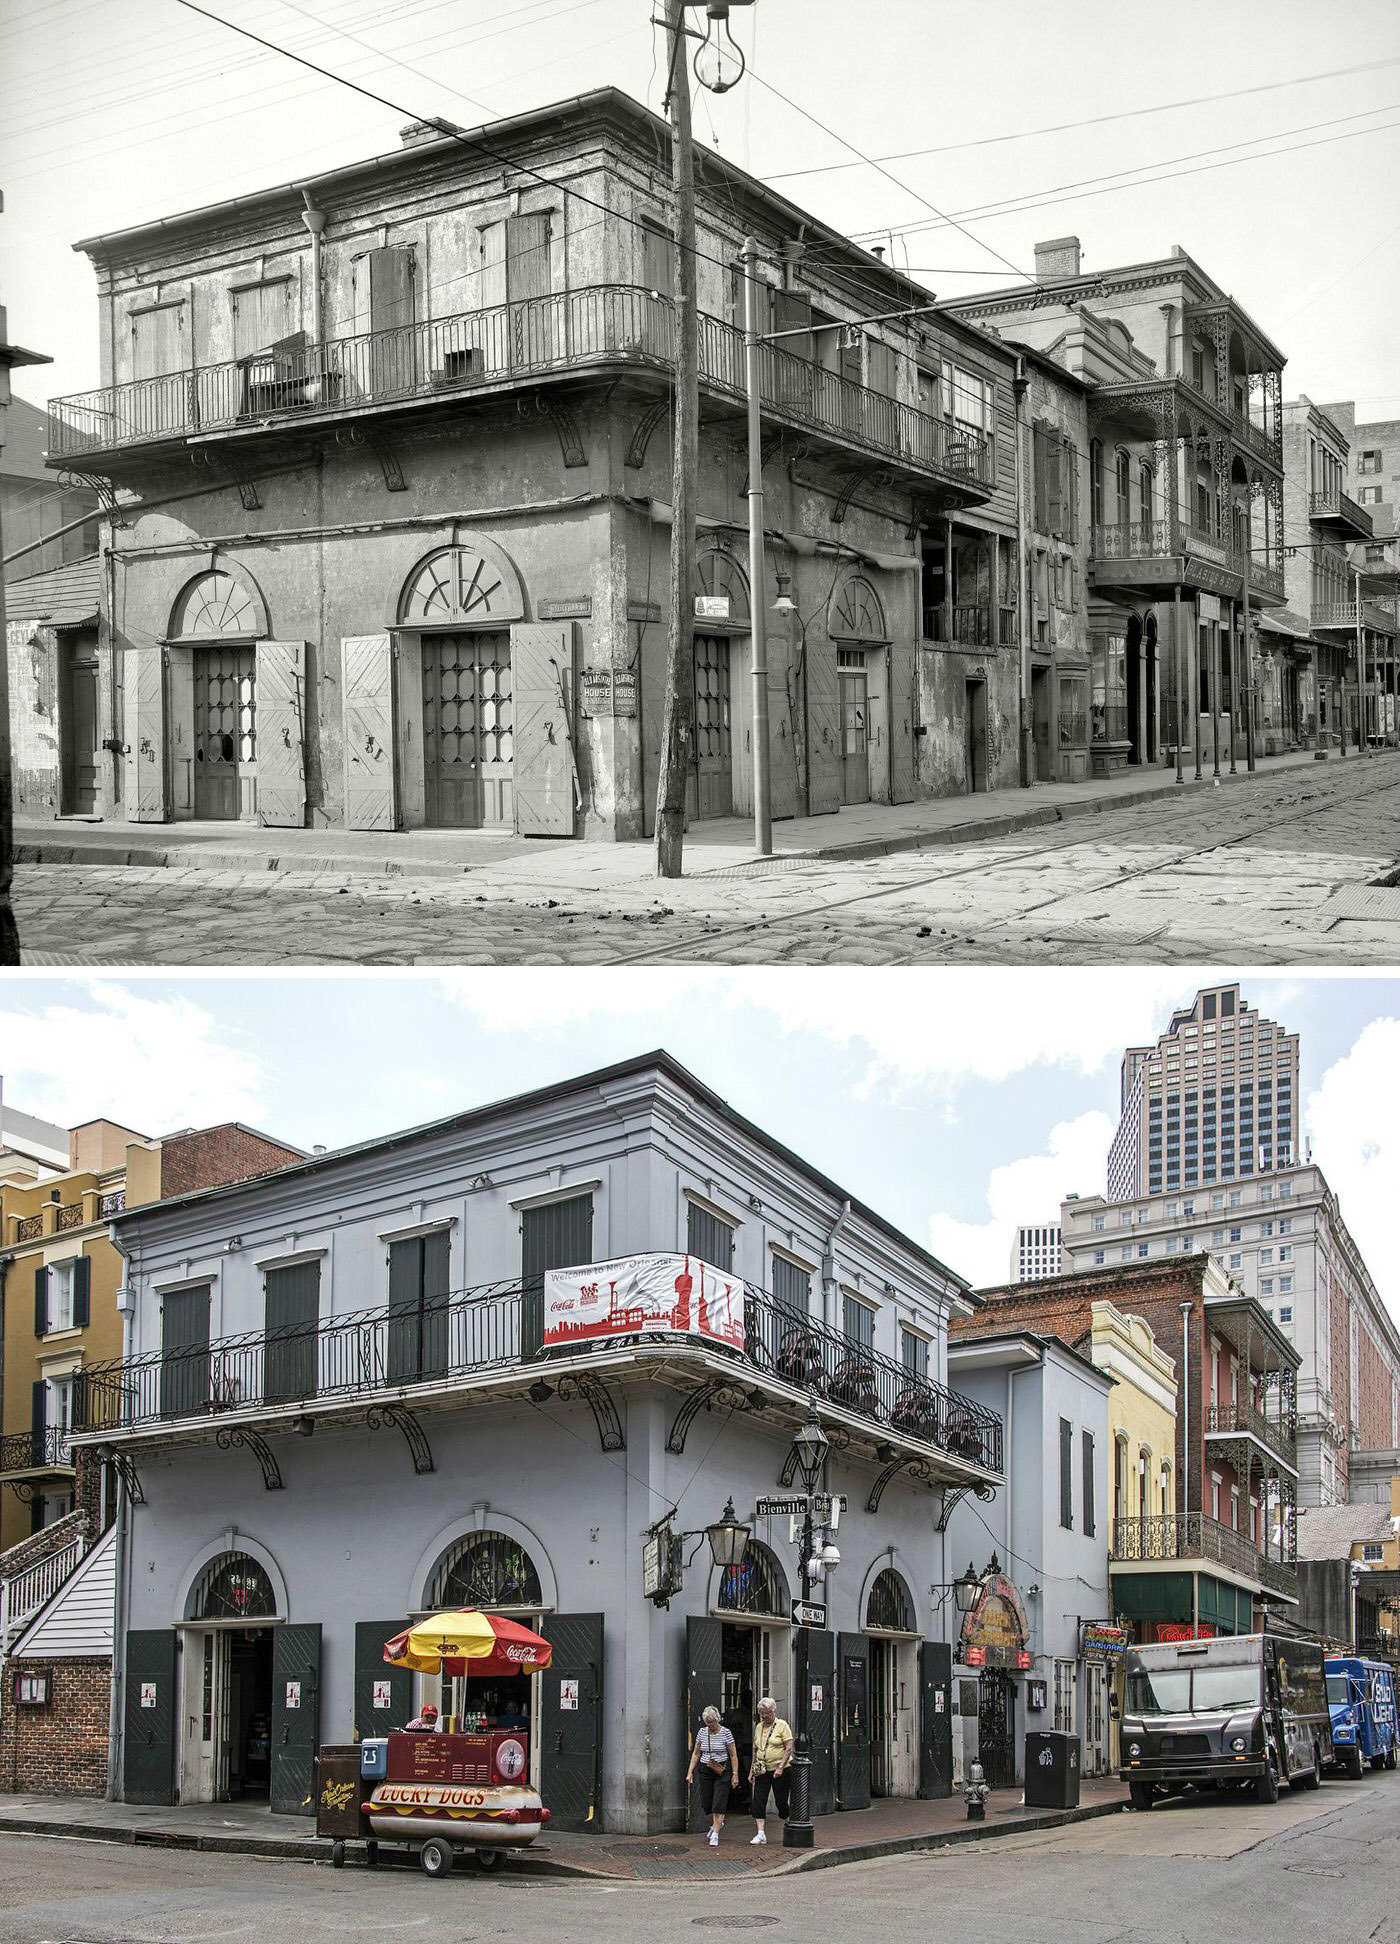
[[964, 1759, 990, 1821]]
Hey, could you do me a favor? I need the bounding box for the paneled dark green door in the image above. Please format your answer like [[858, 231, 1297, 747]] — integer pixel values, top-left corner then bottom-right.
[[160, 1286, 210, 1419], [540, 1612, 604, 1831], [354, 1618, 413, 1739], [918, 1640, 953, 1798], [270, 1624, 321, 1815], [123, 1629, 177, 1804], [521, 1193, 594, 1361], [263, 1260, 320, 1404], [386, 1232, 450, 1383], [837, 1631, 871, 1810], [807, 1626, 836, 1816], [685, 1614, 723, 1831]]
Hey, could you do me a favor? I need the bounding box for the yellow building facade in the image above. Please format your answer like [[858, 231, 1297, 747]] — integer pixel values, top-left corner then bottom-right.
[[1089, 1300, 1179, 1534]]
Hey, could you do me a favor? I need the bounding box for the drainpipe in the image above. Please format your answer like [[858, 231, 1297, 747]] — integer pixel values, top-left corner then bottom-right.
[[301, 191, 326, 369], [106, 1224, 135, 1799], [821, 1199, 852, 1332], [1013, 354, 1033, 787]]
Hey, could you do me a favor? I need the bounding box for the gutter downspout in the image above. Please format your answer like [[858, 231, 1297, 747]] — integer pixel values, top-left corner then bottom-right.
[[821, 1199, 852, 1332], [1180, 1300, 1195, 1634], [301, 191, 326, 376], [105, 1222, 135, 1800], [1013, 354, 1033, 788]]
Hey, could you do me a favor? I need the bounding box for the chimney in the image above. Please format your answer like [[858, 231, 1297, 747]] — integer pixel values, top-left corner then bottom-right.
[[1034, 236, 1081, 283], [399, 117, 462, 148]]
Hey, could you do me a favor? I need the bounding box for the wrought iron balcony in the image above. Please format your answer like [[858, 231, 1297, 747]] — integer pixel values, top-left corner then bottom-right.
[[1312, 598, 1400, 637], [1308, 488, 1373, 539], [47, 285, 992, 498], [1110, 1512, 1293, 1593], [1231, 410, 1282, 469], [0, 1426, 74, 1475], [71, 1277, 1002, 1476], [1204, 1400, 1297, 1468], [56, 1201, 85, 1232], [15, 1212, 42, 1243]]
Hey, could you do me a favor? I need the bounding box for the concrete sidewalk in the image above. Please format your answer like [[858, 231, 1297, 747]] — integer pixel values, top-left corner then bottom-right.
[[16, 747, 1344, 887], [0, 1778, 1129, 1879]]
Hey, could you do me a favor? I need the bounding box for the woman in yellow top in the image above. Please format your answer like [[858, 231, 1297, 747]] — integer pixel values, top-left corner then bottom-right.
[[748, 1696, 793, 1844]]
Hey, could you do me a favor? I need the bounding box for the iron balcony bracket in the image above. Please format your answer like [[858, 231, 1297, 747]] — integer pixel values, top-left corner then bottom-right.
[[365, 1403, 435, 1476], [934, 1480, 998, 1533], [215, 1425, 283, 1491]]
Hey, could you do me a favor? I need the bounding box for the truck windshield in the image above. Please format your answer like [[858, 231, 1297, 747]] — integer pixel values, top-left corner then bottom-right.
[[1326, 1675, 1351, 1707], [1126, 1669, 1191, 1714], [1191, 1666, 1261, 1712]]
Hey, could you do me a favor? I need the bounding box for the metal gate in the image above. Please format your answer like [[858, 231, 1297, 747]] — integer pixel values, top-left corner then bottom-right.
[[270, 1624, 321, 1816], [918, 1640, 953, 1798], [354, 1619, 413, 1739], [978, 1669, 1016, 1789], [688, 633, 732, 820], [540, 1612, 604, 1830], [521, 1193, 595, 1360], [869, 1636, 894, 1795], [193, 646, 255, 820], [123, 1629, 178, 1805], [421, 631, 513, 828], [837, 1631, 871, 1810]]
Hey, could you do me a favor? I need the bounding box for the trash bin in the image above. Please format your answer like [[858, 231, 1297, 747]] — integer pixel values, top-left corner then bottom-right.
[[1024, 1729, 1080, 1809]]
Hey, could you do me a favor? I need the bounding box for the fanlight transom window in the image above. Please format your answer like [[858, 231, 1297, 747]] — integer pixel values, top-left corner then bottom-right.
[[427, 1530, 543, 1612], [695, 546, 750, 623], [717, 1540, 788, 1618], [830, 575, 886, 642], [866, 1567, 916, 1634], [399, 546, 523, 627], [173, 571, 260, 640], [187, 1550, 277, 1622]]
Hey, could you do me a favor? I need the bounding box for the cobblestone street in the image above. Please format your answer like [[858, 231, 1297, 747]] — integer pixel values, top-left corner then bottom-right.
[[16, 753, 1400, 967]]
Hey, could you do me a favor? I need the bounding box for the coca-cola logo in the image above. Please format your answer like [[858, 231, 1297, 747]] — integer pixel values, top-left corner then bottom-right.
[[504, 1643, 539, 1663]]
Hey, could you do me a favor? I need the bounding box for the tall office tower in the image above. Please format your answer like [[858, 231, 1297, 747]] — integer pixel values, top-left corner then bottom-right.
[[1107, 983, 1300, 1201], [1011, 1224, 1063, 1281]]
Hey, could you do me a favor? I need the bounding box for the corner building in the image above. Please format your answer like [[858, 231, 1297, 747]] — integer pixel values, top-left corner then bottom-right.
[[73, 1055, 1005, 1829]]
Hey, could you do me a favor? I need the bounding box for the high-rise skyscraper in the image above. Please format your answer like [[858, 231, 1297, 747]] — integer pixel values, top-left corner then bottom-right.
[[1010, 1224, 1063, 1281], [1108, 983, 1300, 1202]]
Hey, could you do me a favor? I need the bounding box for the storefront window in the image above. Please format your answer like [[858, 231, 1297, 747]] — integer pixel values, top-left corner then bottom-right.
[[1091, 634, 1127, 744], [1059, 675, 1087, 748]]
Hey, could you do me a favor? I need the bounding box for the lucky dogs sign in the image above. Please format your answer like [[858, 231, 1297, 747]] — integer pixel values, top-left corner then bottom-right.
[[543, 1253, 744, 1349]]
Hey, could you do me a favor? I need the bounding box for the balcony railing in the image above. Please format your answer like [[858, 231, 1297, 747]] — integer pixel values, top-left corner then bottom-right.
[[1309, 488, 1373, 538], [1091, 517, 1283, 598], [15, 1213, 42, 1242], [71, 1278, 1002, 1477], [923, 604, 996, 645], [1093, 517, 1175, 560], [1256, 1553, 1300, 1599], [1111, 1511, 1291, 1588], [99, 1191, 126, 1219], [1232, 410, 1281, 467], [56, 1201, 85, 1232], [1311, 598, 1397, 635], [1204, 1401, 1297, 1466], [48, 285, 992, 494], [0, 1426, 74, 1475]]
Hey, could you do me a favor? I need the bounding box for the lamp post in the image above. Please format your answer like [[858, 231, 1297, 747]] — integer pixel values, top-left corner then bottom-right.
[[784, 1403, 829, 1849]]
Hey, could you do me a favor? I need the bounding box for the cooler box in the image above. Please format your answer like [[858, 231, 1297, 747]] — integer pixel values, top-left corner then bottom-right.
[[360, 1738, 389, 1779], [1024, 1729, 1080, 1809]]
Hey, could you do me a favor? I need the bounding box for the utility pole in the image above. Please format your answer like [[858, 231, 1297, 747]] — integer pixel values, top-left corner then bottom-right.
[[654, 0, 699, 879], [1354, 565, 1366, 757], [742, 236, 773, 853], [1241, 498, 1255, 773]]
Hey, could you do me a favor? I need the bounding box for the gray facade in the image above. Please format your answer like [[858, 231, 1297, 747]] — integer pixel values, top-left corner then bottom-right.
[[84, 1054, 1005, 1830]]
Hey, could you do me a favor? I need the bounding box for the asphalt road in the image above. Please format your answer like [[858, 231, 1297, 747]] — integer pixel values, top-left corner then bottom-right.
[[15, 753, 1400, 967], [1, 1773, 1395, 1944]]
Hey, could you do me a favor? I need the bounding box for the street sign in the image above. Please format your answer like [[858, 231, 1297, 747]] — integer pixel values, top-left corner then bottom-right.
[[791, 1599, 827, 1627], [755, 1496, 807, 1517]]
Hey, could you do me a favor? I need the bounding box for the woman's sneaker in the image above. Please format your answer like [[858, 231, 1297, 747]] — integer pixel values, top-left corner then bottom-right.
[[707, 1829, 719, 1847], [750, 1830, 767, 1845]]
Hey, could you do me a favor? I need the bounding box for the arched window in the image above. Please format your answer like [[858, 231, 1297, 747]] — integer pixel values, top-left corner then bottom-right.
[[716, 1540, 788, 1619], [866, 1567, 916, 1635], [829, 574, 886, 643], [695, 546, 750, 624], [426, 1530, 543, 1612], [186, 1551, 277, 1622], [170, 570, 262, 641], [397, 543, 525, 627]]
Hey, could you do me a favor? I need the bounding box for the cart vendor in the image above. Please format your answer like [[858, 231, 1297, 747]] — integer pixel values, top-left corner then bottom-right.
[[404, 1702, 440, 1732]]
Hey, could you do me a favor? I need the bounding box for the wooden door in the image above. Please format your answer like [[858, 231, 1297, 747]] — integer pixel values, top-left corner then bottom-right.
[[126, 642, 167, 822], [807, 1627, 836, 1815], [355, 1619, 414, 1738], [270, 1624, 321, 1816], [804, 639, 841, 814], [263, 1260, 320, 1405], [254, 640, 306, 827], [60, 630, 100, 814], [888, 639, 916, 804], [160, 1286, 210, 1419], [341, 634, 397, 830], [521, 1192, 595, 1361], [421, 632, 514, 829], [540, 1613, 604, 1831], [837, 1631, 871, 1809], [839, 662, 870, 804], [386, 1231, 451, 1383], [512, 623, 575, 837], [192, 646, 254, 820], [507, 212, 554, 366], [124, 1629, 178, 1805], [1033, 666, 1053, 781], [688, 633, 732, 820], [918, 1640, 953, 1799], [131, 303, 187, 437], [685, 1615, 723, 1831]]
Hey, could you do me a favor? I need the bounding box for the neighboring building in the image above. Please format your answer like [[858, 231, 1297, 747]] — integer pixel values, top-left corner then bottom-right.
[[1, 395, 98, 589], [6, 557, 104, 819], [1011, 1223, 1062, 1281], [1295, 1489, 1400, 1665], [36, 88, 1041, 836], [1020, 347, 1093, 780], [1108, 979, 1300, 1201], [944, 1331, 1112, 1781], [0, 1103, 69, 1178], [957, 1255, 1301, 1639], [1318, 400, 1400, 746], [949, 236, 1289, 779], [66, 1052, 1004, 1826]]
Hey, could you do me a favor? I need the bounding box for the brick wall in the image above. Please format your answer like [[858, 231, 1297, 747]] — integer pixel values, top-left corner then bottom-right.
[[1356, 1320, 1393, 1452], [159, 1124, 302, 1200], [0, 1658, 110, 1797]]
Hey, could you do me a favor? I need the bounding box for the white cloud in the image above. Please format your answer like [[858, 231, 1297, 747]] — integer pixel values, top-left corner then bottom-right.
[[0, 984, 266, 1136], [1304, 1018, 1400, 1322], [926, 1110, 1115, 1289], [438, 968, 1192, 1098]]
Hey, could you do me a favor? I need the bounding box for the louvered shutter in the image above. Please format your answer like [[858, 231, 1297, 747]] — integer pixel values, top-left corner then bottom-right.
[[254, 640, 307, 827], [73, 1254, 91, 1329], [34, 1265, 49, 1338], [1033, 425, 1049, 531]]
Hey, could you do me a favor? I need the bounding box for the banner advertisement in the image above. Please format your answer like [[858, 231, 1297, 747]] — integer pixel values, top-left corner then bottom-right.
[[543, 1253, 744, 1350]]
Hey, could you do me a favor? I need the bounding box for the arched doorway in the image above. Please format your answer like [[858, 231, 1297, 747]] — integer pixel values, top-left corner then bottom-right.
[[180, 1548, 281, 1805], [829, 573, 889, 805], [714, 1539, 790, 1813], [690, 546, 749, 821], [419, 1528, 549, 1783], [166, 569, 268, 821], [865, 1566, 919, 1797]]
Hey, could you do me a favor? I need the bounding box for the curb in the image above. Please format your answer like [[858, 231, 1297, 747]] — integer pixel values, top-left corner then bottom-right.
[[0, 1794, 1129, 1880]]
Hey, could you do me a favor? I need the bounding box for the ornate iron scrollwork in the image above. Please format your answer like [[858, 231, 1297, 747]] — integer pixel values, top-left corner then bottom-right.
[[520, 393, 586, 469], [666, 1380, 762, 1456], [625, 397, 670, 470], [866, 1454, 942, 1514], [56, 467, 125, 524], [555, 1374, 626, 1452], [365, 1403, 435, 1475], [214, 1425, 283, 1491], [832, 465, 892, 525], [109, 1451, 145, 1505], [933, 1480, 997, 1533]]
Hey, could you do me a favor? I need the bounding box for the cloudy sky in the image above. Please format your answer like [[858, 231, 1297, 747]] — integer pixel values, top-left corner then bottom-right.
[[3, 0, 1398, 410], [2, 970, 1396, 1311]]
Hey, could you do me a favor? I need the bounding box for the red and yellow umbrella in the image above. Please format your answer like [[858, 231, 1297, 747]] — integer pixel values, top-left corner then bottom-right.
[[383, 1609, 554, 1679]]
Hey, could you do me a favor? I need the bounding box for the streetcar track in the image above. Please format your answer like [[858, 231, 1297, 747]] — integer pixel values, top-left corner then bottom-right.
[[607, 763, 1400, 965]]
